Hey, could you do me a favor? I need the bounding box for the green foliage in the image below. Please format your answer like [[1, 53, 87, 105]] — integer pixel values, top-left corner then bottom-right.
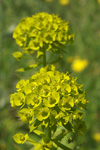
[[1, 0, 99, 148]]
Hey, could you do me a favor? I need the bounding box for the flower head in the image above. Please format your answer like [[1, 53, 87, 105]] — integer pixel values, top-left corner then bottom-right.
[[13, 12, 74, 58], [10, 65, 88, 133]]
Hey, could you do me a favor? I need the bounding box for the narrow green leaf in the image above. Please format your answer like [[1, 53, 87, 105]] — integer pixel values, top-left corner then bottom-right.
[[53, 130, 68, 141], [52, 139, 73, 150], [27, 137, 37, 145]]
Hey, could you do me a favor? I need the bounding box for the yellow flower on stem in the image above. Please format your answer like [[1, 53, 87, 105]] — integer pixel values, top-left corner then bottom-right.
[[18, 108, 34, 124], [71, 57, 88, 72]]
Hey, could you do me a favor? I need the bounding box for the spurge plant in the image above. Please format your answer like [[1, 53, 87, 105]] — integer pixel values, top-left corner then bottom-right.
[[10, 12, 89, 150]]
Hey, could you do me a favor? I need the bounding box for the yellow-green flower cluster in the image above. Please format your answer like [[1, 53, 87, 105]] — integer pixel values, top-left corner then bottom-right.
[[13, 12, 74, 58], [10, 65, 88, 133]]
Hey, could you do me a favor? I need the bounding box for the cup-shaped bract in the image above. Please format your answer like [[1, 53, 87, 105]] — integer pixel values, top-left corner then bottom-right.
[[13, 133, 29, 144]]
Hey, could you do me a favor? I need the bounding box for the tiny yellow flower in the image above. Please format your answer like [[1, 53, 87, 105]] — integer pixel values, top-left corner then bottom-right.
[[16, 79, 29, 90], [59, 0, 70, 6], [10, 92, 25, 107], [71, 57, 88, 72], [18, 108, 34, 124], [43, 91, 59, 107], [93, 133, 100, 142], [26, 93, 41, 107], [13, 51, 23, 60], [59, 96, 74, 111], [36, 107, 50, 121]]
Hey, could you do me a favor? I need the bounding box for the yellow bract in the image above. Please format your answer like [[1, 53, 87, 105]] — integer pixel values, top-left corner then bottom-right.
[[36, 107, 50, 121], [13, 133, 29, 144], [10, 92, 25, 107], [13, 51, 23, 60], [43, 91, 60, 107], [16, 79, 29, 89], [18, 108, 34, 124]]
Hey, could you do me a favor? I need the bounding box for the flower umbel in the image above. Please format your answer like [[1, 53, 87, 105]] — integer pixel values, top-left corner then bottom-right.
[[13, 12, 74, 58], [10, 65, 88, 133]]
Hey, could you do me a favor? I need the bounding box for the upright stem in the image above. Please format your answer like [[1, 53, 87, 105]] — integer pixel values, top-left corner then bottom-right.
[[43, 49, 46, 67], [45, 120, 51, 143], [52, 139, 72, 150], [47, 126, 51, 140]]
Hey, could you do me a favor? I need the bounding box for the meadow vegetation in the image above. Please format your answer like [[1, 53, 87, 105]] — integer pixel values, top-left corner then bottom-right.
[[0, 0, 100, 150]]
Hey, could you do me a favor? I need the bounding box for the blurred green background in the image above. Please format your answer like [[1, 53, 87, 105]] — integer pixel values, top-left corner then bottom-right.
[[0, 0, 100, 150]]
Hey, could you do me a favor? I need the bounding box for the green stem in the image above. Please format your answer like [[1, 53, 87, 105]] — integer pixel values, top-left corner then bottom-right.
[[45, 120, 51, 143], [47, 126, 51, 140], [43, 49, 46, 67], [52, 139, 73, 150], [42, 119, 51, 144]]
